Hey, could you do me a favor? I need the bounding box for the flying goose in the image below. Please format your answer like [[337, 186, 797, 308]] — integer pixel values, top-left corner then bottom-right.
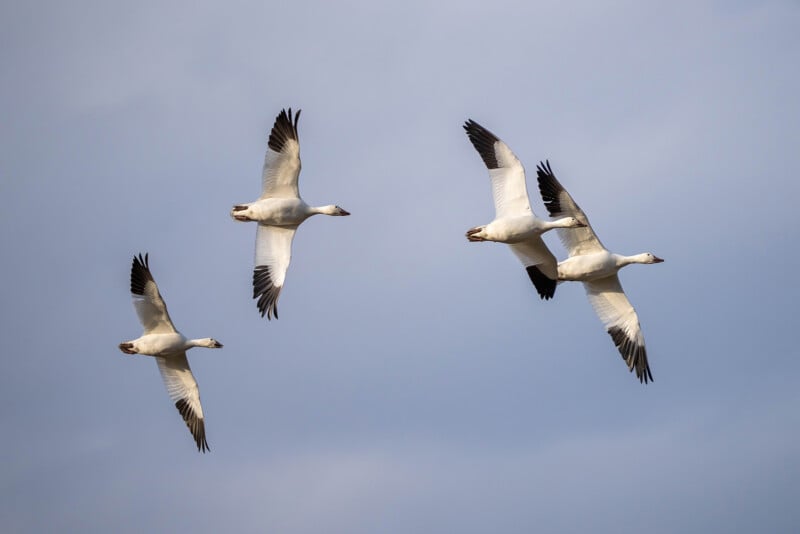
[[119, 253, 222, 452], [231, 108, 350, 320], [463, 119, 585, 299], [536, 160, 663, 383]]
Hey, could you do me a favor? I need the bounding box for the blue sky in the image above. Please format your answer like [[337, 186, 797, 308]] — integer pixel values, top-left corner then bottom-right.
[[1, 1, 799, 532]]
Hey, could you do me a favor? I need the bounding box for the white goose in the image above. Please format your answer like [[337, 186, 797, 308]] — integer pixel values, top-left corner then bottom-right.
[[536, 161, 663, 383], [119, 253, 222, 452], [463, 119, 585, 299], [231, 108, 350, 320]]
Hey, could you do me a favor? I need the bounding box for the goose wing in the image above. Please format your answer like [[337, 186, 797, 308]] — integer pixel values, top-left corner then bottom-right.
[[130, 253, 176, 335], [509, 240, 559, 300], [253, 224, 297, 320], [261, 108, 302, 199], [156, 354, 209, 452], [584, 275, 653, 383], [536, 160, 606, 256], [463, 120, 533, 219]]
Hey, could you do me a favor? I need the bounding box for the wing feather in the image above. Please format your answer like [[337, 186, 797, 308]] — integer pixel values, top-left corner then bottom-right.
[[156, 354, 210, 452], [261, 108, 301, 199], [536, 160, 605, 255], [584, 276, 653, 383], [508, 240, 559, 300], [463, 120, 533, 219], [253, 224, 297, 320], [130, 253, 176, 334]]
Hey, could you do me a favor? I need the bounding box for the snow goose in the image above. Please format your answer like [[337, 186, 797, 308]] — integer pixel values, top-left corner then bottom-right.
[[463, 119, 585, 299], [118, 253, 222, 452], [231, 108, 350, 320], [536, 160, 663, 383]]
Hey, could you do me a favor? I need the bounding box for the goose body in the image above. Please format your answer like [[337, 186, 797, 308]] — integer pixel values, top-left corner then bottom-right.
[[469, 214, 578, 244], [233, 197, 345, 226], [536, 161, 663, 383], [463, 119, 585, 299], [556, 251, 660, 282], [119, 253, 222, 452], [232, 108, 349, 320], [119, 333, 221, 357]]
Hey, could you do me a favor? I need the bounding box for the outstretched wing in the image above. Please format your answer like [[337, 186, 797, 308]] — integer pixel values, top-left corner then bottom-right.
[[508, 239, 559, 300], [130, 253, 176, 334], [584, 275, 653, 384], [253, 224, 297, 320], [536, 160, 605, 256], [463, 119, 534, 219], [261, 108, 301, 199], [156, 354, 209, 452]]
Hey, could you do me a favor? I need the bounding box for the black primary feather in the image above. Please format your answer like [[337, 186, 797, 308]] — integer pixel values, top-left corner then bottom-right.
[[253, 265, 281, 320], [608, 326, 654, 384], [175, 398, 210, 453], [525, 265, 557, 300], [536, 160, 565, 217], [267, 108, 301, 153], [463, 119, 500, 169], [130, 253, 153, 296]]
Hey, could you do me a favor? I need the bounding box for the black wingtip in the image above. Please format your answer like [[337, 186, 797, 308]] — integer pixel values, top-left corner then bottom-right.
[[608, 326, 654, 384], [463, 119, 500, 169], [133, 252, 148, 270], [535, 159, 553, 178], [267, 108, 301, 153], [130, 252, 153, 296], [525, 265, 557, 300], [253, 265, 281, 320], [175, 399, 210, 453], [536, 159, 564, 216]]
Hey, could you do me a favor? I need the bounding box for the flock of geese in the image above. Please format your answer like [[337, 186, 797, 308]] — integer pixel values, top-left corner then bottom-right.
[[119, 108, 663, 452]]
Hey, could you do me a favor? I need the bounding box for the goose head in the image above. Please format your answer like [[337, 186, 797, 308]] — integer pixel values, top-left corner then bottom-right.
[[319, 205, 350, 216], [638, 253, 664, 264], [198, 338, 223, 348], [561, 216, 587, 229]]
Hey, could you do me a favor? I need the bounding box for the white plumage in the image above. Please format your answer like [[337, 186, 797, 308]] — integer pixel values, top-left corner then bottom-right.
[[536, 160, 663, 383], [118, 253, 222, 452], [232, 108, 350, 320], [463, 119, 586, 300]]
